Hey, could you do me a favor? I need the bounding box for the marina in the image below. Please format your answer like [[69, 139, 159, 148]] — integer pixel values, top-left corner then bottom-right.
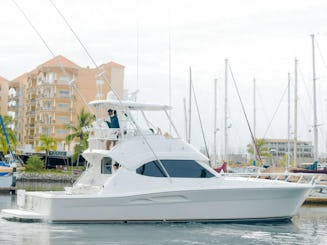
[[1, 0, 327, 244]]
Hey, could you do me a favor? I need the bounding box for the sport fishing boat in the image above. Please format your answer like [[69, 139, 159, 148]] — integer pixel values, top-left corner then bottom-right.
[[1, 99, 314, 223]]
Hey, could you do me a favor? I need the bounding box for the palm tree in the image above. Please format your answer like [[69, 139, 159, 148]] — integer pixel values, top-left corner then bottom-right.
[[0, 115, 17, 154], [246, 138, 271, 166], [65, 108, 94, 165], [36, 135, 57, 168], [0, 135, 9, 154]]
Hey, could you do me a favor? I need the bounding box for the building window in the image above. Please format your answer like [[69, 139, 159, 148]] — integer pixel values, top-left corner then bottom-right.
[[47, 115, 52, 124], [44, 101, 52, 110], [57, 116, 69, 123], [59, 90, 70, 98], [37, 77, 43, 85], [59, 75, 72, 83], [57, 103, 68, 108], [46, 72, 55, 83], [56, 129, 67, 134], [45, 128, 51, 136]]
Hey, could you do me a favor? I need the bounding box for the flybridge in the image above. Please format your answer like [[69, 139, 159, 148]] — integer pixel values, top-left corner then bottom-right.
[[87, 98, 181, 142]]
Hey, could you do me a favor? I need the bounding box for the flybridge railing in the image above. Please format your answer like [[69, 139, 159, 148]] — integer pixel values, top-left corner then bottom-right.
[[83, 125, 163, 150], [220, 171, 327, 188]]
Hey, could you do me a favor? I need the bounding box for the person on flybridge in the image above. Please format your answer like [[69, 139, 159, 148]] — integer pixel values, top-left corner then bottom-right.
[[105, 109, 120, 150]]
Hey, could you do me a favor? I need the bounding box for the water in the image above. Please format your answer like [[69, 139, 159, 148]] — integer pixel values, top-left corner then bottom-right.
[[0, 194, 327, 245]]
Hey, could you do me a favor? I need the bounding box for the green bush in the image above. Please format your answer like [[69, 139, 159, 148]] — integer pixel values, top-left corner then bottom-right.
[[25, 155, 44, 172]]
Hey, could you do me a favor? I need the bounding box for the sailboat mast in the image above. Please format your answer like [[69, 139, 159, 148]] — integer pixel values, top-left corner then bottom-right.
[[311, 34, 318, 162], [188, 67, 192, 143], [294, 58, 298, 167], [183, 98, 188, 141], [224, 59, 228, 161], [287, 73, 291, 169], [213, 78, 218, 166], [253, 78, 257, 166]]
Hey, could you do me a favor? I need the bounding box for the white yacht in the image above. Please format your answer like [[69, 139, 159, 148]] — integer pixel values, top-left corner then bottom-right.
[[1, 99, 313, 223]]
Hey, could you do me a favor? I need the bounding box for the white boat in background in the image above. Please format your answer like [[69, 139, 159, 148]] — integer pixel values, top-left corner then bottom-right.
[[1, 99, 314, 223], [0, 162, 13, 189]]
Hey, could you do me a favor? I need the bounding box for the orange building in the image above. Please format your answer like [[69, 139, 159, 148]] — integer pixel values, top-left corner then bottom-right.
[[0, 76, 9, 116], [8, 55, 124, 150], [8, 73, 28, 143]]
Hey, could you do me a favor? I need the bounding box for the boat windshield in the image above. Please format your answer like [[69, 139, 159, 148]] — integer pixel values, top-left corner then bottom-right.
[[136, 160, 214, 178]]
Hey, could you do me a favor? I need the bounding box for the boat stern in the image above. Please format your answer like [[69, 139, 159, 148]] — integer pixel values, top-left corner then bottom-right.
[[1, 208, 46, 222], [1, 189, 51, 222]]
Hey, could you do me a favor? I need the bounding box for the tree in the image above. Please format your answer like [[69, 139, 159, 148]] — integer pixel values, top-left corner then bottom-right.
[[25, 155, 44, 172], [278, 154, 294, 168], [65, 108, 94, 165], [246, 138, 272, 166], [36, 135, 57, 168], [0, 115, 17, 154]]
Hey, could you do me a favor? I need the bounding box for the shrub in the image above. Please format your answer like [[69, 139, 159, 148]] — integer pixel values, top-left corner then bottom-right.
[[25, 155, 44, 172]]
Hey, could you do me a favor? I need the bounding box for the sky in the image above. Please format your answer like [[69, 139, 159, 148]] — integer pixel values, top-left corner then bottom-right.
[[1, 0, 327, 157]]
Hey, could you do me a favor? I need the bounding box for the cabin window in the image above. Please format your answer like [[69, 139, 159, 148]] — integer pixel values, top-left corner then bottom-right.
[[136, 160, 214, 178], [136, 161, 166, 177], [162, 160, 215, 178], [101, 157, 112, 174]]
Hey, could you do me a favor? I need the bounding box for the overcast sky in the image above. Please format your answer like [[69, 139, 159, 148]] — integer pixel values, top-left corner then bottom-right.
[[1, 0, 327, 156]]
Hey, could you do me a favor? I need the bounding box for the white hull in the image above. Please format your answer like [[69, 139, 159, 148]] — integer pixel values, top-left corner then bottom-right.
[[2, 185, 311, 222], [0, 175, 12, 188]]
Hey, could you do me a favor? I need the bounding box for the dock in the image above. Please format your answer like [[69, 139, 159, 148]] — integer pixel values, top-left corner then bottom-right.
[[304, 197, 327, 205], [0, 186, 17, 194]]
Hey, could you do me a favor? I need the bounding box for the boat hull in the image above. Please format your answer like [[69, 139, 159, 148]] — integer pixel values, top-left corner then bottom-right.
[[290, 168, 327, 174], [2, 185, 311, 223]]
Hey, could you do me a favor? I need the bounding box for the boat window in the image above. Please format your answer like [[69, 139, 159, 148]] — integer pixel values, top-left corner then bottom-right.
[[136, 160, 214, 178], [162, 160, 215, 178], [136, 161, 167, 177], [101, 157, 112, 174]]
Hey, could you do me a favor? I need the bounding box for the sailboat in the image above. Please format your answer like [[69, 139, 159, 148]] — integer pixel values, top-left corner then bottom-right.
[[290, 34, 324, 174]]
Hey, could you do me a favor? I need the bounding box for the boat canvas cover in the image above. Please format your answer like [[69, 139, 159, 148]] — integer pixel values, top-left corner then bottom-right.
[[89, 99, 172, 111]]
